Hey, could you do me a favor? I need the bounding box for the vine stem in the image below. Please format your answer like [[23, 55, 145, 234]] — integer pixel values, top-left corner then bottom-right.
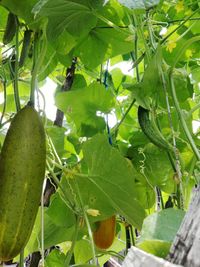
[[19, 250, 24, 267], [112, 99, 135, 134], [169, 75, 200, 162], [188, 103, 200, 117], [46, 160, 76, 214], [64, 215, 80, 267], [0, 76, 7, 126], [93, 17, 200, 29], [92, 10, 131, 36], [30, 32, 47, 106], [161, 8, 200, 44], [169, 35, 200, 162], [14, 20, 20, 112], [73, 179, 97, 265], [40, 185, 45, 267], [171, 35, 200, 68], [146, 10, 157, 51], [158, 63, 184, 209], [133, 13, 151, 62]]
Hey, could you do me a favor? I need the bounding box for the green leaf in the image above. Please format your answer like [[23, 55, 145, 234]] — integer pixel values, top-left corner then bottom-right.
[[46, 192, 76, 228], [25, 208, 75, 254], [131, 143, 175, 192], [124, 82, 151, 109], [75, 28, 134, 68], [74, 239, 93, 264], [46, 126, 66, 158], [35, 0, 98, 40], [71, 74, 88, 91], [137, 240, 171, 258], [80, 134, 146, 229], [45, 249, 65, 267], [135, 182, 155, 210], [49, 30, 77, 55], [117, 0, 160, 9], [172, 68, 193, 103], [0, 7, 8, 36], [138, 208, 185, 243], [55, 82, 114, 136], [38, 44, 58, 81], [1, 0, 38, 24], [191, 66, 200, 84], [137, 208, 185, 257]]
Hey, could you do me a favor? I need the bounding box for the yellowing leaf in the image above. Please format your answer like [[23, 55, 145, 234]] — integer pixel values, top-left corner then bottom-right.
[[166, 41, 177, 53]]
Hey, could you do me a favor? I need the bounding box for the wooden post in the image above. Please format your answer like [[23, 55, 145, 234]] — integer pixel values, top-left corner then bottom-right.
[[122, 246, 182, 267], [167, 185, 200, 266]]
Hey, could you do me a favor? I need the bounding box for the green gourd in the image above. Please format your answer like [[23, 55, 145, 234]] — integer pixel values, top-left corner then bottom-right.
[[3, 13, 18, 45], [138, 105, 173, 151], [0, 105, 46, 261]]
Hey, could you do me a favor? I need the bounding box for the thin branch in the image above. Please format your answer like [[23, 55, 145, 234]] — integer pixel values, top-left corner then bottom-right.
[[93, 17, 200, 30], [113, 99, 136, 134], [54, 57, 77, 127], [161, 8, 200, 44]]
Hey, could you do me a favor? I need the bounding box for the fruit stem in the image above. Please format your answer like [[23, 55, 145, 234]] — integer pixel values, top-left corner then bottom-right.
[[19, 249, 24, 267]]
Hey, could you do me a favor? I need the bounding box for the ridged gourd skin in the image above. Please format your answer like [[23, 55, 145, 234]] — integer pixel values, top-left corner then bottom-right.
[[0, 105, 46, 261], [93, 215, 116, 250], [138, 105, 173, 151]]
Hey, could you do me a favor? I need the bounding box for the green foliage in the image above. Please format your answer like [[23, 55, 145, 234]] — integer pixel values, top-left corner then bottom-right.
[[0, 0, 200, 265], [55, 82, 114, 136], [45, 249, 66, 267], [34, 0, 98, 40], [137, 208, 185, 257], [80, 134, 146, 227]]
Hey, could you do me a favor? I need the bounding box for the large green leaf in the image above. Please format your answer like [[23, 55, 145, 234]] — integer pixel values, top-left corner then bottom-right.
[[75, 27, 134, 68], [55, 82, 115, 136], [0, 7, 8, 39], [46, 126, 66, 158], [0, 0, 38, 24], [49, 30, 77, 55], [137, 208, 185, 257], [138, 208, 185, 243], [34, 0, 98, 40], [74, 239, 93, 264], [38, 44, 58, 81], [45, 192, 76, 228], [25, 208, 75, 255], [130, 143, 175, 193], [45, 250, 66, 267], [123, 49, 163, 109], [78, 134, 146, 229], [172, 68, 193, 103]]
